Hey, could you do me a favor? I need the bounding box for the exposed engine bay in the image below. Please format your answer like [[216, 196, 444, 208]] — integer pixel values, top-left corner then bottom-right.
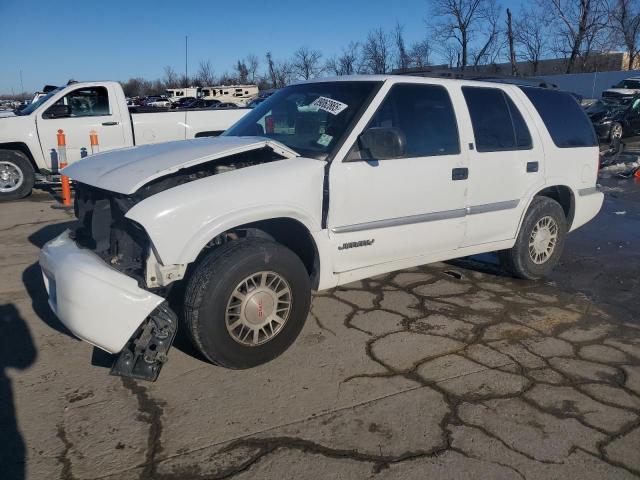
[[71, 147, 285, 287]]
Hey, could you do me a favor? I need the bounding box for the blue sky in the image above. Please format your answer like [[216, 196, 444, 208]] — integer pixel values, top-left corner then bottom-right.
[[0, 0, 521, 94]]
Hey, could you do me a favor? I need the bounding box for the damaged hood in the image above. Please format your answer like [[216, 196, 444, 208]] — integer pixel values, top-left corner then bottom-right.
[[62, 136, 299, 194]]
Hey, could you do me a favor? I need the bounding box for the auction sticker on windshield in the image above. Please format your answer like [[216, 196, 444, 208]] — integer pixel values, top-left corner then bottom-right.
[[311, 96, 348, 115]]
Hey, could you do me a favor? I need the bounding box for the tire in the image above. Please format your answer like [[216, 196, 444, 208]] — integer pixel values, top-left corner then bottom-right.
[[610, 122, 623, 142], [499, 196, 567, 280], [0, 150, 35, 201], [184, 237, 311, 369]]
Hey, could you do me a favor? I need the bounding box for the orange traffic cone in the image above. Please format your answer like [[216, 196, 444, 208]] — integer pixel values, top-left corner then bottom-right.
[[57, 129, 72, 207], [90, 130, 99, 155]]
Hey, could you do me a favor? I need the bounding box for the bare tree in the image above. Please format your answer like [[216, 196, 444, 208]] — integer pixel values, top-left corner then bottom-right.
[[609, 0, 640, 69], [394, 22, 411, 70], [235, 60, 249, 83], [196, 60, 215, 86], [430, 0, 499, 70], [292, 46, 323, 80], [121, 77, 153, 97], [266, 51, 293, 88], [409, 40, 432, 68], [514, 9, 548, 74], [163, 66, 179, 88], [470, 1, 503, 68], [246, 54, 260, 83], [540, 0, 609, 73], [362, 27, 392, 73], [266, 52, 278, 88], [218, 71, 238, 85], [326, 42, 361, 75], [506, 8, 518, 75]]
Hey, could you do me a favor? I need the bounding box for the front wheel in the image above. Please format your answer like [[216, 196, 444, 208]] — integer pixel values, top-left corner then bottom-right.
[[184, 237, 311, 369], [0, 150, 35, 201], [610, 122, 623, 142], [499, 197, 567, 280]]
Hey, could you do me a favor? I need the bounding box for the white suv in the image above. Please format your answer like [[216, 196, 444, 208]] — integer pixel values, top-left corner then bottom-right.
[[39, 75, 603, 380]]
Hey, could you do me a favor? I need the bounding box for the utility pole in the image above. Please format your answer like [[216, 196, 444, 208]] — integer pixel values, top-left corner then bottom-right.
[[185, 35, 188, 87], [19, 70, 24, 94]]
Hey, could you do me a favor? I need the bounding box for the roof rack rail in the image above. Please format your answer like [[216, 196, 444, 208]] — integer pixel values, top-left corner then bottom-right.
[[395, 68, 558, 89]]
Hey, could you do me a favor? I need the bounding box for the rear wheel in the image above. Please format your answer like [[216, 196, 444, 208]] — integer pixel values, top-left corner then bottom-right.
[[0, 150, 34, 201], [184, 237, 311, 368], [499, 196, 567, 280]]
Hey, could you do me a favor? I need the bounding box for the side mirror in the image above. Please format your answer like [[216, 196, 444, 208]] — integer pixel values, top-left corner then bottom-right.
[[43, 104, 71, 119], [358, 127, 406, 160]]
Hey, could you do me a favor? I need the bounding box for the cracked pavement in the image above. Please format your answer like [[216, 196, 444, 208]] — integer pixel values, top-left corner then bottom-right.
[[1, 178, 639, 480]]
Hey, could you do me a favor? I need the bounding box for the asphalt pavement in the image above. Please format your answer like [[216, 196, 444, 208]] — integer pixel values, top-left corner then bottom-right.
[[0, 178, 639, 480]]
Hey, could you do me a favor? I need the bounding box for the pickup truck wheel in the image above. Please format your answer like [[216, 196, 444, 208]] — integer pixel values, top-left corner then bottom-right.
[[184, 237, 311, 369], [0, 150, 34, 201], [499, 197, 567, 280]]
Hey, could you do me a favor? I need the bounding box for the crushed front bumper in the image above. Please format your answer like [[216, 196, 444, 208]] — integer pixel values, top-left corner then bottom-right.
[[38, 230, 165, 354]]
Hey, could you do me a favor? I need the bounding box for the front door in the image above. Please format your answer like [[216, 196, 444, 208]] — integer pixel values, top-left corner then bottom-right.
[[36, 85, 127, 168], [329, 82, 469, 273]]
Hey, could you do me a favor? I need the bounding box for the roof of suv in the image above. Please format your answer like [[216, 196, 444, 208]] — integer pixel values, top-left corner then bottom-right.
[[298, 74, 555, 90]]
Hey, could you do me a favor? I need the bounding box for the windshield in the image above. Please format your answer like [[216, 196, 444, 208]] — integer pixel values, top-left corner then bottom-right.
[[224, 81, 381, 159], [615, 79, 640, 89], [15, 87, 64, 115]]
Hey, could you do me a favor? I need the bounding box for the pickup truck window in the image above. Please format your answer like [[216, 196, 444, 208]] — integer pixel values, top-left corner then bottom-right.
[[520, 87, 597, 148], [361, 83, 460, 158], [14, 87, 64, 115], [224, 81, 380, 159], [45, 86, 110, 118], [462, 86, 532, 152]]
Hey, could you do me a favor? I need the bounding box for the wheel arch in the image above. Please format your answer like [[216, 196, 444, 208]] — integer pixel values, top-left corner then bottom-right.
[[514, 184, 576, 240], [534, 185, 575, 229], [180, 214, 322, 290], [0, 142, 38, 173]]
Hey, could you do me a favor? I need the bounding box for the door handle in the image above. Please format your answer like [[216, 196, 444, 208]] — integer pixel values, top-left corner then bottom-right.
[[102, 121, 119, 126], [526, 161, 539, 173], [452, 167, 469, 181]]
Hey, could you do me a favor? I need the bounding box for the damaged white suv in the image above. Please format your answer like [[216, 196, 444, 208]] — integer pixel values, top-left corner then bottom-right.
[[39, 76, 603, 380]]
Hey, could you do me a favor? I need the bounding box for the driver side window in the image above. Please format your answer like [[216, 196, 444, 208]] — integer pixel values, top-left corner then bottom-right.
[[351, 83, 460, 160], [46, 86, 110, 118]]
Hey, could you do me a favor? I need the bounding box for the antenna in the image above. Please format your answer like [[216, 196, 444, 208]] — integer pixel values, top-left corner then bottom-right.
[[185, 35, 188, 87]]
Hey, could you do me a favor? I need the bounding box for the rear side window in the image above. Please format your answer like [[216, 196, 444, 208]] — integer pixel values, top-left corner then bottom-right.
[[462, 86, 532, 152], [365, 83, 460, 157], [520, 87, 597, 148]]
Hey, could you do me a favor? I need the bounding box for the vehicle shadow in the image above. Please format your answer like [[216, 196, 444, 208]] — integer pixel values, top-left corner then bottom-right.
[[0, 304, 37, 480], [446, 252, 511, 278]]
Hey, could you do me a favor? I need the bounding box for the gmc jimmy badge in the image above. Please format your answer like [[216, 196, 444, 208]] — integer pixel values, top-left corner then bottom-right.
[[338, 239, 375, 251]]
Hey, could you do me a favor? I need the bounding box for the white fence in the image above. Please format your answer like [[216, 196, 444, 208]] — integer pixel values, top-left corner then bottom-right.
[[539, 70, 640, 99]]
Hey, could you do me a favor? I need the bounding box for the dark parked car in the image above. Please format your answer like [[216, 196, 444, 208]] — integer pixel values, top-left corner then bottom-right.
[[182, 98, 221, 109], [213, 102, 239, 109], [585, 96, 640, 143], [171, 96, 197, 109]]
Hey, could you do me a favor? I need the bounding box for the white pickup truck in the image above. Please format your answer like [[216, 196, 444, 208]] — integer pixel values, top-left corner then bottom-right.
[[39, 75, 603, 381], [0, 81, 248, 200]]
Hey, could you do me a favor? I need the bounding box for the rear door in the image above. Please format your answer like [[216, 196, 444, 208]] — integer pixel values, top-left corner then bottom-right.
[[459, 85, 544, 246], [329, 82, 469, 272], [36, 85, 127, 166]]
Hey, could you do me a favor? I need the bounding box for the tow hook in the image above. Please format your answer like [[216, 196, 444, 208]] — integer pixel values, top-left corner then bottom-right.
[[110, 302, 178, 382]]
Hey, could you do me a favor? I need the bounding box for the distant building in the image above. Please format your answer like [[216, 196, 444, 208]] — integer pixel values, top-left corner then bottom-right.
[[394, 52, 638, 77]]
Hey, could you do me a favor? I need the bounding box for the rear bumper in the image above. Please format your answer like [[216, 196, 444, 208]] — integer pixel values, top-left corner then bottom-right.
[[571, 188, 604, 231], [38, 230, 164, 353]]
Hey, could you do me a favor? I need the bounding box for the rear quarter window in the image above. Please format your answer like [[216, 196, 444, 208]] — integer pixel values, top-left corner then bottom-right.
[[520, 87, 597, 148]]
